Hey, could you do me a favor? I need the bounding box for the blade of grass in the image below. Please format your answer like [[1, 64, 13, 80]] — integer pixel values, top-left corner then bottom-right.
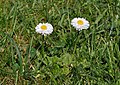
[[95, 9, 107, 24], [7, 34, 23, 75]]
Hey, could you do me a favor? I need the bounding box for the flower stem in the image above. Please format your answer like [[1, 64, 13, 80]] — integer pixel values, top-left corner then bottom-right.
[[73, 31, 80, 54], [42, 35, 45, 58]]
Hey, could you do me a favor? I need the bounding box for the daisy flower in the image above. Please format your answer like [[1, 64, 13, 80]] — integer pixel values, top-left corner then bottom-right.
[[71, 18, 90, 31], [35, 23, 53, 35]]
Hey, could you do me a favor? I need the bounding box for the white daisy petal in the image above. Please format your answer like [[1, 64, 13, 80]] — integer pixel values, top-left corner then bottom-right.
[[35, 23, 53, 35], [71, 17, 90, 31]]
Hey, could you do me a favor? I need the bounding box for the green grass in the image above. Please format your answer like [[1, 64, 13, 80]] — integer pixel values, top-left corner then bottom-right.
[[0, 0, 120, 85]]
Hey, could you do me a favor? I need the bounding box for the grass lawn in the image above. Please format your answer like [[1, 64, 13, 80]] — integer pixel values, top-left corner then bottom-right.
[[0, 0, 120, 85]]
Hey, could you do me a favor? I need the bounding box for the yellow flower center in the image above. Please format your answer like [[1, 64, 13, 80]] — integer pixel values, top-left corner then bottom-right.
[[41, 25, 47, 30], [77, 20, 84, 25]]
